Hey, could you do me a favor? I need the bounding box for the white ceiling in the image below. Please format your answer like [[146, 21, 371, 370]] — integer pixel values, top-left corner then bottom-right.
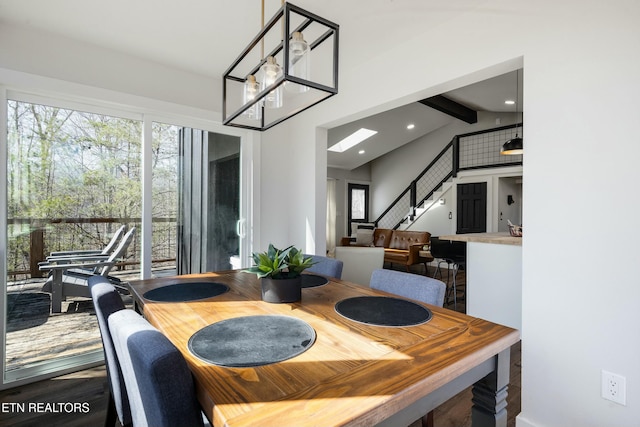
[[0, 0, 522, 170], [0, 0, 482, 79], [327, 71, 523, 169]]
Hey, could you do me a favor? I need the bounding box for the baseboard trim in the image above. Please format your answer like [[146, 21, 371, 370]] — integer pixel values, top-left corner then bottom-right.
[[515, 413, 537, 427]]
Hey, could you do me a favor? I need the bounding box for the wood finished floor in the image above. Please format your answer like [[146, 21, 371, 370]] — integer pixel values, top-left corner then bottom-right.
[[0, 268, 521, 427]]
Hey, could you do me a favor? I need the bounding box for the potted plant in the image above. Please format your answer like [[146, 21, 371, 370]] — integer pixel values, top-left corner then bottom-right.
[[245, 244, 314, 303]]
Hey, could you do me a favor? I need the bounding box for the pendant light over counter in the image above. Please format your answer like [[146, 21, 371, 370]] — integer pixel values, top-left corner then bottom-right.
[[501, 134, 523, 155], [223, 1, 339, 131], [501, 69, 523, 155]]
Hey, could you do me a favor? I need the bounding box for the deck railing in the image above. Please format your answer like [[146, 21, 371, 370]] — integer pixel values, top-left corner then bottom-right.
[[7, 217, 177, 279]]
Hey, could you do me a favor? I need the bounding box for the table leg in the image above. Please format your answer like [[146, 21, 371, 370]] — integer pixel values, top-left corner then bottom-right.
[[50, 269, 63, 314], [471, 348, 510, 427]]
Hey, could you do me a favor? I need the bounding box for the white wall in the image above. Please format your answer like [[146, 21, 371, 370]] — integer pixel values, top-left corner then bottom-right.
[[407, 185, 455, 237], [1, 1, 640, 426], [261, 2, 640, 427], [0, 22, 219, 114]]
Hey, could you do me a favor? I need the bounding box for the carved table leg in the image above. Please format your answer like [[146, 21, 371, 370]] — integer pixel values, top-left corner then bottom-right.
[[471, 348, 510, 427]]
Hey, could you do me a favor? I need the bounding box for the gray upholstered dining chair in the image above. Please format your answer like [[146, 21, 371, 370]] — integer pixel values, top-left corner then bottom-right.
[[88, 276, 131, 427], [108, 309, 205, 427], [370, 269, 446, 307], [369, 268, 446, 427], [304, 254, 344, 279]]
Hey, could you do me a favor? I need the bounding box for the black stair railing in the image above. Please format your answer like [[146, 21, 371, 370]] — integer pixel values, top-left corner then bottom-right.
[[374, 139, 454, 229], [373, 124, 523, 230]]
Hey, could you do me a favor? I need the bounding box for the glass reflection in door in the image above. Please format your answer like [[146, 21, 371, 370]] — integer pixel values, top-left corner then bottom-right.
[[177, 130, 241, 274]]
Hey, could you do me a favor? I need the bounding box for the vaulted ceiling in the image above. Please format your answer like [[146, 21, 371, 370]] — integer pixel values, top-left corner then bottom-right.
[[327, 71, 523, 169], [0, 0, 521, 170]]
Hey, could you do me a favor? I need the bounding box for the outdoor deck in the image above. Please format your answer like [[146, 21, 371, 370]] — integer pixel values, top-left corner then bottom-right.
[[5, 267, 176, 372]]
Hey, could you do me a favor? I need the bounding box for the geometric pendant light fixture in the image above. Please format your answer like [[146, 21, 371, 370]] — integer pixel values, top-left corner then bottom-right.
[[501, 69, 523, 155], [222, 2, 339, 131]]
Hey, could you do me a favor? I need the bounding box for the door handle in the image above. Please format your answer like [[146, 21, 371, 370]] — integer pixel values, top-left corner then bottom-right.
[[236, 218, 246, 238]]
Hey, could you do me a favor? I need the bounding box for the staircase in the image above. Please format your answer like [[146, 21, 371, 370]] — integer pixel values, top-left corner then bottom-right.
[[374, 123, 523, 230], [397, 181, 453, 230]]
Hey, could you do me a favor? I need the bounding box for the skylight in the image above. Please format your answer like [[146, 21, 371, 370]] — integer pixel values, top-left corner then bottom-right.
[[328, 128, 378, 152]]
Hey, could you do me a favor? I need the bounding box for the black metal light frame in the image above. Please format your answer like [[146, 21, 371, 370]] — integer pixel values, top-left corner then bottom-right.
[[222, 2, 339, 131]]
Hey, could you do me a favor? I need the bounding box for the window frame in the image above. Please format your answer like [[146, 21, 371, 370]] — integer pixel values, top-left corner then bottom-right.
[[0, 88, 257, 389], [347, 182, 370, 226]]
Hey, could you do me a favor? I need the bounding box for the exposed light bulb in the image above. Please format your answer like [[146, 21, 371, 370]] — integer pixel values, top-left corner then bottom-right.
[[287, 31, 310, 93], [242, 75, 262, 120], [260, 56, 283, 108]]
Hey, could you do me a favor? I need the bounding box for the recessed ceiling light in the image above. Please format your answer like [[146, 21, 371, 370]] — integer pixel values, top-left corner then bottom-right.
[[358, 150, 365, 154], [328, 128, 378, 153], [407, 123, 415, 130], [505, 100, 515, 105]]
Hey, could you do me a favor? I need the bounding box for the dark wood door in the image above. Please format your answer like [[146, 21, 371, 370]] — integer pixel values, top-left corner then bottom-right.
[[457, 182, 487, 234]]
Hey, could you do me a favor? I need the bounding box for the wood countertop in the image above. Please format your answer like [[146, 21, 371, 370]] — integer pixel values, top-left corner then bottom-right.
[[438, 232, 522, 246]]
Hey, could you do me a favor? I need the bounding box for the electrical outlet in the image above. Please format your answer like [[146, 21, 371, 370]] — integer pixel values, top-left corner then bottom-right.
[[602, 370, 626, 405]]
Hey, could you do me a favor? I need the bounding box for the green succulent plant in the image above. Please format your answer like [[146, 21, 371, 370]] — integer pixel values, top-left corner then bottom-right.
[[245, 244, 314, 279]]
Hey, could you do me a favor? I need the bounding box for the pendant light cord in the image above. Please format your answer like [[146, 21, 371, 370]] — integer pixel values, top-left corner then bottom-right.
[[260, 0, 285, 59], [516, 69, 520, 137], [260, 0, 265, 59]]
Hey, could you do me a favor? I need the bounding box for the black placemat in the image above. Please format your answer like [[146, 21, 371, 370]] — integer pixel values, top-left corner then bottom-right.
[[143, 282, 229, 302], [335, 296, 432, 327], [301, 273, 329, 288], [188, 315, 316, 367]]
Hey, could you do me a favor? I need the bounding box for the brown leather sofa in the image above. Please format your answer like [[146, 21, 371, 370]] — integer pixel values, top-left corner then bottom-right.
[[340, 228, 432, 271]]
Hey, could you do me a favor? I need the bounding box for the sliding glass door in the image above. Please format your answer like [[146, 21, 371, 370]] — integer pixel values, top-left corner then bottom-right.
[[177, 129, 242, 274], [3, 97, 142, 382], [1, 94, 253, 387], [156, 125, 243, 276]]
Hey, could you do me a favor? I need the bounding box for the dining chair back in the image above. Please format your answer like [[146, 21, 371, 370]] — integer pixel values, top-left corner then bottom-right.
[[334, 246, 384, 286], [369, 268, 445, 427], [88, 275, 131, 427], [304, 254, 344, 279], [370, 269, 446, 307], [109, 309, 205, 427]]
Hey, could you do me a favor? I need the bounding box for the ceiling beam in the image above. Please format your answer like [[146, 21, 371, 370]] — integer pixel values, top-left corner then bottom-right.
[[419, 95, 477, 124]]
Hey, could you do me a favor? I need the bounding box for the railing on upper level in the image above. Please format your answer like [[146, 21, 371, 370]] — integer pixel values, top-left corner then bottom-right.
[[7, 217, 177, 279], [374, 123, 523, 230]]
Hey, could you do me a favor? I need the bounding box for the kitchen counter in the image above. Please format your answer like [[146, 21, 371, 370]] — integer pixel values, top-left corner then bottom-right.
[[438, 232, 522, 246], [438, 232, 522, 332]]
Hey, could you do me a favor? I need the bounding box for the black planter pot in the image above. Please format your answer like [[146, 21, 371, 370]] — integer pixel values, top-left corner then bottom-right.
[[261, 276, 302, 303]]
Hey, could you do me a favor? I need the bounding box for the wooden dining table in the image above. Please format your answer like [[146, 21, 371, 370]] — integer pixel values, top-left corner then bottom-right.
[[128, 270, 519, 427]]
